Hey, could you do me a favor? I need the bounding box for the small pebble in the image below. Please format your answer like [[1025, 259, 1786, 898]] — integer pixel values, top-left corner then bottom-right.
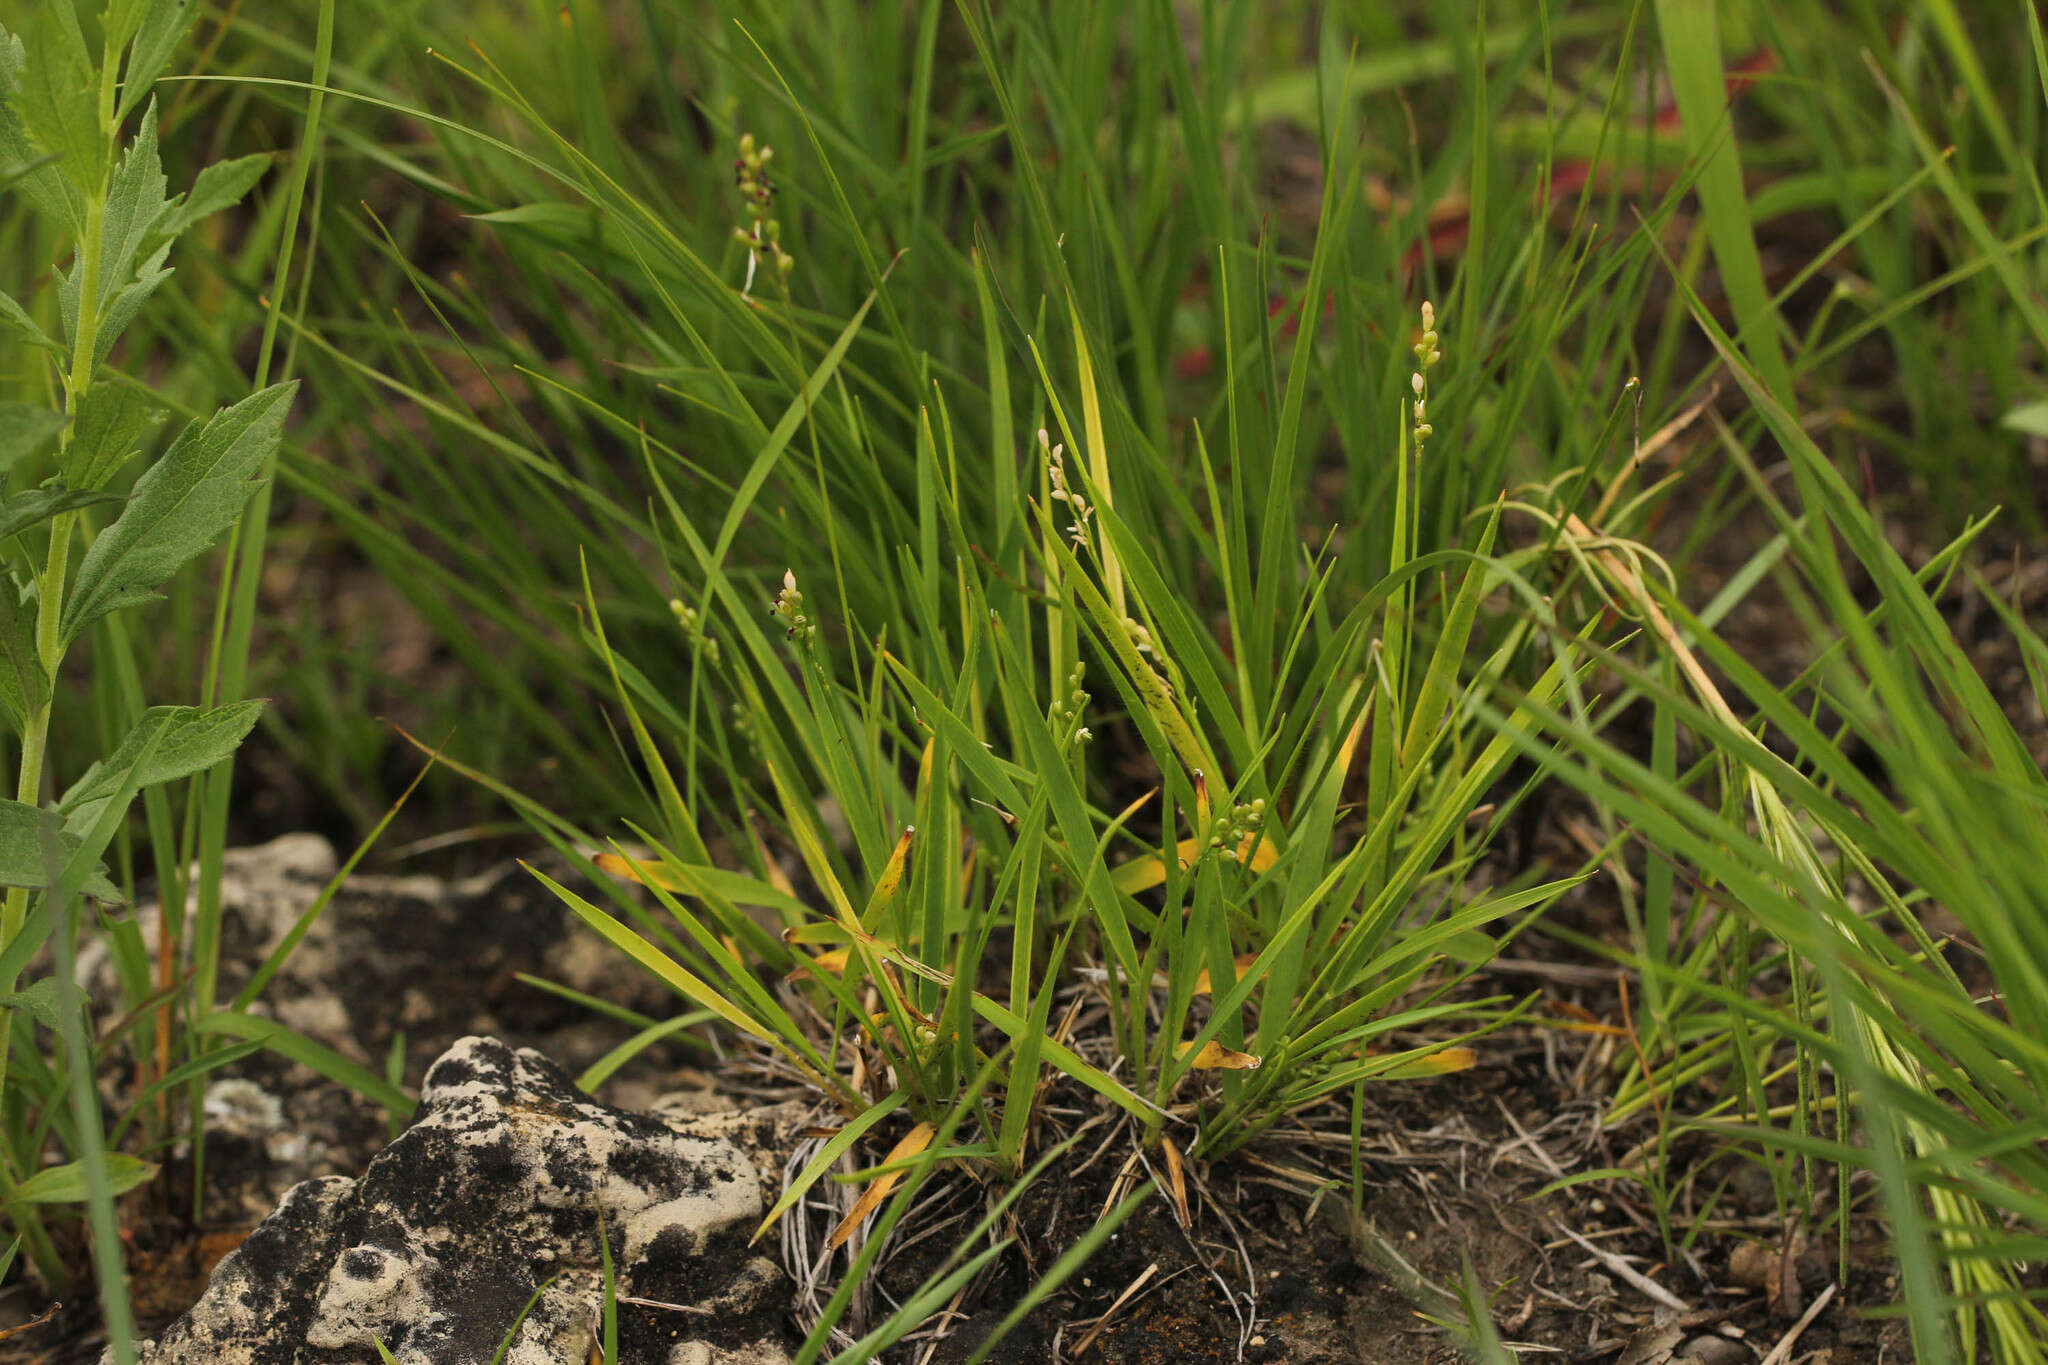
[[1675, 1336, 1748, 1365]]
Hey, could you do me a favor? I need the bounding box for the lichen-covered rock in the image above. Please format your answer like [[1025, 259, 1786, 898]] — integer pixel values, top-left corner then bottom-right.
[[122, 1038, 793, 1365]]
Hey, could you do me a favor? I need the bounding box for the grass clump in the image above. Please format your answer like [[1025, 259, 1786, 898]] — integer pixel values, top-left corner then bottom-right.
[[208, 14, 1713, 1354], [546, 294, 1589, 1179], [342, 9, 1712, 1347]]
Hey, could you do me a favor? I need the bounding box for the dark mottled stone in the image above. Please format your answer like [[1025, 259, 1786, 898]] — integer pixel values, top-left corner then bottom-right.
[[119, 1038, 793, 1365]]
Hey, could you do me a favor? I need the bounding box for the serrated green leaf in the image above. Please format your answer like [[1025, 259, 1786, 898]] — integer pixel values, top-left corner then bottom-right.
[[66, 381, 164, 490], [61, 381, 296, 644], [103, 0, 154, 50], [96, 102, 171, 317], [0, 977, 60, 1030], [14, 9, 103, 198], [162, 151, 271, 238], [87, 254, 170, 368], [57, 235, 171, 368], [2003, 400, 2048, 439], [117, 0, 196, 122], [0, 574, 43, 732], [0, 483, 123, 540], [0, 800, 119, 900], [0, 151, 58, 191], [0, 27, 83, 232], [0, 286, 59, 354], [6, 1154, 157, 1207], [0, 403, 66, 471], [58, 702, 263, 833]]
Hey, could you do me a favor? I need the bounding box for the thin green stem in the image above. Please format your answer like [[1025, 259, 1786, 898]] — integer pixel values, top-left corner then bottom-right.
[[0, 178, 103, 1286], [0, 41, 120, 1284], [188, 0, 334, 1223]]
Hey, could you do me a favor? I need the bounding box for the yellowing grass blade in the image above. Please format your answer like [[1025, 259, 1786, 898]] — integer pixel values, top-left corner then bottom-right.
[[1177, 1039, 1262, 1071], [753, 1093, 907, 1243], [1111, 835, 1277, 895], [1376, 1046, 1478, 1079], [1161, 1134, 1191, 1228], [1190, 954, 1261, 997], [784, 922, 852, 946], [787, 947, 851, 979], [857, 825, 917, 932], [591, 851, 662, 885], [870, 939, 954, 988], [783, 921, 954, 988], [589, 852, 809, 921], [1335, 699, 1370, 776], [525, 864, 823, 1085], [827, 1122, 935, 1250]]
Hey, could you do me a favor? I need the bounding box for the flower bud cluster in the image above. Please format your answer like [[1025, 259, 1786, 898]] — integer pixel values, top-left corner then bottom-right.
[[1041, 428, 1092, 550], [1049, 660, 1092, 748], [1411, 300, 1442, 449], [1210, 798, 1267, 863], [771, 569, 814, 646], [733, 134, 794, 291], [669, 598, 721, 664]]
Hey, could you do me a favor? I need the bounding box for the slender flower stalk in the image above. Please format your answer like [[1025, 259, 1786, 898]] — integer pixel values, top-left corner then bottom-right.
[[1411, 299, 1441, 450]]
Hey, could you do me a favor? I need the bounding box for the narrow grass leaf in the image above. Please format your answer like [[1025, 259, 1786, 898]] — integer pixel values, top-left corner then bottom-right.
[[192, 1012, 415, 1119], [827, 1121, 934, 1251], [963, 1182, 1157, 1365], [757, 1091, 908, 1243]]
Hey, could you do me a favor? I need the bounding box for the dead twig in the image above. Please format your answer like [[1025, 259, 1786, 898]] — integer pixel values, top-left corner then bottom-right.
[[1758, 1281, 1837, 1365], [1068, 1261, 1161, 1357], [1553, 1222, 1692, 1314]]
